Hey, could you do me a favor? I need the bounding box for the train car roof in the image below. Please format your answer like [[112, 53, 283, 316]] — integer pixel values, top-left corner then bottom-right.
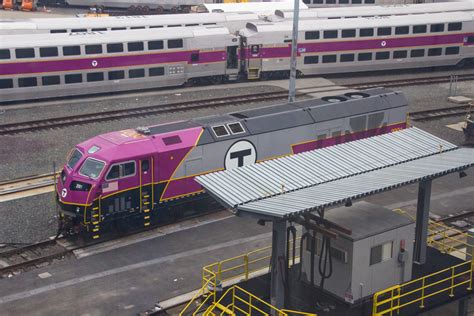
[[203, 1, 308, 14], [1, 25, 231, 48], [274, 2, 474, 20], [244, 11, 473, 34]]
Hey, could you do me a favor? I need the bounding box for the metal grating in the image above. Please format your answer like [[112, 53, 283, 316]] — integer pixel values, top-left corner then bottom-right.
[[196, 128, 457, 208]]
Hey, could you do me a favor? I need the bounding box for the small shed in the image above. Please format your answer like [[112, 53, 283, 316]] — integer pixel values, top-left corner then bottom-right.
[[301, 201, 415, 303]]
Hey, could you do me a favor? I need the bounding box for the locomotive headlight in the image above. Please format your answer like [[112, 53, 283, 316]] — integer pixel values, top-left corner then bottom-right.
[[76, 207, 80, 213]]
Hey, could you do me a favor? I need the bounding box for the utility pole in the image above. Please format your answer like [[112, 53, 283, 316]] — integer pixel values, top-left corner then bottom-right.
[[288, 0, 300, 103]]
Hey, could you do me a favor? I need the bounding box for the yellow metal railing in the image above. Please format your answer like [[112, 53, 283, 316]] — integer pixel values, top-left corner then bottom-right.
[[179, 272, 217, 316]]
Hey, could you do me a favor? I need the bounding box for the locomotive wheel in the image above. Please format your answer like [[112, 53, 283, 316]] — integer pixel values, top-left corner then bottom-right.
[[155, 6, 163, 14], [128, 5, 136, 13], [182, 6, 190, 13], [171, 6, 178, 13], [142, 5, 149, 13], [136, 5, 143, 13]]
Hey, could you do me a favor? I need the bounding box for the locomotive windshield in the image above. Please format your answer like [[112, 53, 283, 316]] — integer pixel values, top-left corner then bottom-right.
[[67, 149, 83, 169], [78, 158, 105, 180]]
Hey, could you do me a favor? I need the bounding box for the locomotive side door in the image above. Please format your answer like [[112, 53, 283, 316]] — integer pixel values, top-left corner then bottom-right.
[[247, 44, 262, 80], [139, 158, 153, 225]]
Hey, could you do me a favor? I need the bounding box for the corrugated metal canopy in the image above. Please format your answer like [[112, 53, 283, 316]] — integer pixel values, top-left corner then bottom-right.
[[196, 128, 474, 219]]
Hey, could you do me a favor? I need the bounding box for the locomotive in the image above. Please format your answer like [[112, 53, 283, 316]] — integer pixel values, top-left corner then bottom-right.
[[55, 87, 408, 240]]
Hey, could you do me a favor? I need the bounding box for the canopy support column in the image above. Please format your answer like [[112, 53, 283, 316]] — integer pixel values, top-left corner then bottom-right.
[[270, 219, 286, 312], [414, 179, 432, 265]]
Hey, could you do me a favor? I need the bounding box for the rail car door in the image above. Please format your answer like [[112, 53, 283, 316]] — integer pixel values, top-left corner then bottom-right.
[[139, 158, 153, 227], [247, 44, 262, 80]]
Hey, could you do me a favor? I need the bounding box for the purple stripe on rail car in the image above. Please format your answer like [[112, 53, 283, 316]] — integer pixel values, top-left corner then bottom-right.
[[0, 50, 226, 76]]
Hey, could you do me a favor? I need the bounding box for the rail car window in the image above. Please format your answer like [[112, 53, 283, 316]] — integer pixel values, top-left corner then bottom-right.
[[359, 28, 373, 37], [339, 0, 349, 4], [303, 0, 310, 3], [0, 79, 13, 89], [168, 39, 183, 49], [350, 115, 367, 132], [445, 47, 459, 55], [111, 27, 126, 30], [67, 149, 83, 169], [0, 49, 10, 59], [107, 43, 124, 53], [129, 69, 145, 78], [71, 28, 86, 32], [228, 122, 245, 134], [65, 74, 82, 84], [430, 24, 444, 33], [377, 27, 391, 36], [341, 29, 356, 38], [185, 24, 199, 27], [428, 48, 442, 56], [324, 30, 338, 39], [364, 0, 375, 3], [410, 49, 424, 58], [92, 28, 107, 32], [368, 112, 384, 129], [18, 77, 37, 87], [395, 26, 409, 35], [305, 31, 320, 40], [150, 25, 164, 29], [128, 42, 144, 52], [313, 0, 323, 3], [322, 55, 337, 63], [131, 26, 145, 30], [85, 45, 102, 55], [340, 54, 354, 62], [50, 29, 67, 33], [358, 53, 372, 61], [163, 135, 182, 145], [63, 45, 81, 56], [108, 70, 125, 80], [304, 56, 319, 64], [352, 0, 362, 3], [87, 72, 104, 82], [413, 25, 427, 34], [149, 67, 165, 77], [393, 50, 407, 59], [42, 75, 60, 86], [15, 48, 35, 59], [376, 52, 390, 60], [79, 158, 105, 180], [191, 53, 199, 63], [212, 125, 229, 137], [448, 22, 462, 31], [326, 0, 336, 4], [148, 40, 164, 50], [40, 47, 58, 58]]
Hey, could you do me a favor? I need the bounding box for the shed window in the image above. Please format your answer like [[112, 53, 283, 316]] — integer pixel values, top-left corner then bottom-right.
[[212, 125, 229, 137], [305, 31, 319, 40], [40, 47, 58, 57], [85, 45, 102, 54], [358, 52, 372, 61], [370, 241, 393, 265], [0, 49, 10, 59], [149, 67, 165, 77], [0, 79, 13, 89], [107, 43, 124, 53], [304, 56, 319, 64], [376, 51, 390, 60], [42, 75, 60, 86], [162, 135, 182, 145], [227, 122, 245, 134], [448, 22, 462, 31], [341, 29, 356, 38], [411, 49, 425, 58], [340, 54, 354, 62], [377, 27, 391, 36], [63, 45, 81, 56], [323, 30, 338, 39], [16, 48, 35, 59], [18, 77, 37, 87], [322, 55, 337, 63], [168, 39, 183, 49], [395, 26, 409, 35], [331, 247, 348, 264], [428, 48, 442, 56], [128, 42, 144, 52], [129, 69, 145, 78], [413, 25, 427, 34], [87, 72, 104, 82], [65, 74, 82, 84], [148, 40, 164, 50], [430, 24, 444, 33], [445, 46, 459, 55], [393, 50, 407, 59], [360, 28, 373, 37], [108, 70, 125, 80]]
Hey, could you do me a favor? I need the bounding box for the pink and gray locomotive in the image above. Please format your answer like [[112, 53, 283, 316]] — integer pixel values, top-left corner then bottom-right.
[[55, 88, 407, 239]]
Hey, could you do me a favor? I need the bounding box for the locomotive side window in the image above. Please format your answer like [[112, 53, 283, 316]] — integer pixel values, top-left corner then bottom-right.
[[148, 40, 164, 50], [42, 75, 60, 86], [79, 158, 105, 180], [448, 23, 462, 31], [322, 55, 337, 63], [323, 30, 338, 39], [67, 149, 83, 169], [395, 26, 409, 35], [149, 67, 165, 77], [445, 47, 459, 55], [305, 31, 319, 40], [87, 72, 104, 82], [428, 48, 442, 56], [106, 161, 136, 180], [65, 74, 83, 84], [304, 56, 319, 64], [430, 24, 444, 33], [107, 165, 120, 180], [40, 47, 58, 58], [227, 122, 245, 135], [413, 25, 427, 34], [18, 77, 37, 87], [128, 42, 144, 52], [350, 115, 367, 132], [107, 43, 124, 53], [16, 48, 35, 59], [0, 49, 10, 59], [0, 79, 13, 89], [108, 70, 125, 80], [168, 39, 183, 49], [341, 29, 356, 38], [129, 69, 145, 78], [359, 28, 373, 37], [377, 27, 391, 36], [410, 49, 425, 58], [340, 54, 354, 62], [63, 45, 81, 56], [393, 50, 407, 59], [85, 45, 102, 55], [212, 125, 229, 137], [358, 53, 372, 61], [123, 162, 135, 177]]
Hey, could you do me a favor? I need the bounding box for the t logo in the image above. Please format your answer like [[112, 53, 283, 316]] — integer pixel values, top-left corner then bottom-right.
[[225, 140, 257, 170]]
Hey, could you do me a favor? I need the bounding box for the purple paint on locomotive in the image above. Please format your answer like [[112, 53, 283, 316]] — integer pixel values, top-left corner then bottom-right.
[[0, 50, 226, 76], [161, 177, 203, 200]]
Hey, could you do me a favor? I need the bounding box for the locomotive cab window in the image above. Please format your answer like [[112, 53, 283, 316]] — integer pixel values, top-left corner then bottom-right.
[[67, 149, 83, 169], [212, 125, 229, 137], [0, 49, 10, 60], [79, 158, 105, 180], [227, 122, 245, 135]]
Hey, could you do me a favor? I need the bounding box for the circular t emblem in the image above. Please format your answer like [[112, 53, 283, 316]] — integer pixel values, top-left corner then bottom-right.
[[381, 41, 387, 47], [61, 188, 67, 198], [224, 140, 257, 170], [92, 60, 98, 67]]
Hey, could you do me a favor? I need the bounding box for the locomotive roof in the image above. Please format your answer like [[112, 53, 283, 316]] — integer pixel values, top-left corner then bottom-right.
[[244, 11, 473, 34], [2, 25, 231, 49]]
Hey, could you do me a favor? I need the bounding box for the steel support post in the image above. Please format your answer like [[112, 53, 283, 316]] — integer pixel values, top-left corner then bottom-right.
[[467, 229, 474, 262], [414, 179, 432, 265], [458, 297, 469, 316], [270, 219, 287, 311], [288, 0, 300, 103]]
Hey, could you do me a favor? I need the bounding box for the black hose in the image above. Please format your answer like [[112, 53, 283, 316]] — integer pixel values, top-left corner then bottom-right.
[[298, 232, 310, 281], [310, 231, 316, 286], [318, 235, 333, 289]]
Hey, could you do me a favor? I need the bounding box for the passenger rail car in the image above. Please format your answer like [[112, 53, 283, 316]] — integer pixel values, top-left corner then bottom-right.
[[0, 26, 240, 103], [55, 88, 408, 239], [241, 12, 474, 79]]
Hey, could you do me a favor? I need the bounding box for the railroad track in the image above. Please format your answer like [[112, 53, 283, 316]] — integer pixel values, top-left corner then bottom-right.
[[409, 104, 471, 121], [346, 73, 474, 89], [0, 173, 57, 203]]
